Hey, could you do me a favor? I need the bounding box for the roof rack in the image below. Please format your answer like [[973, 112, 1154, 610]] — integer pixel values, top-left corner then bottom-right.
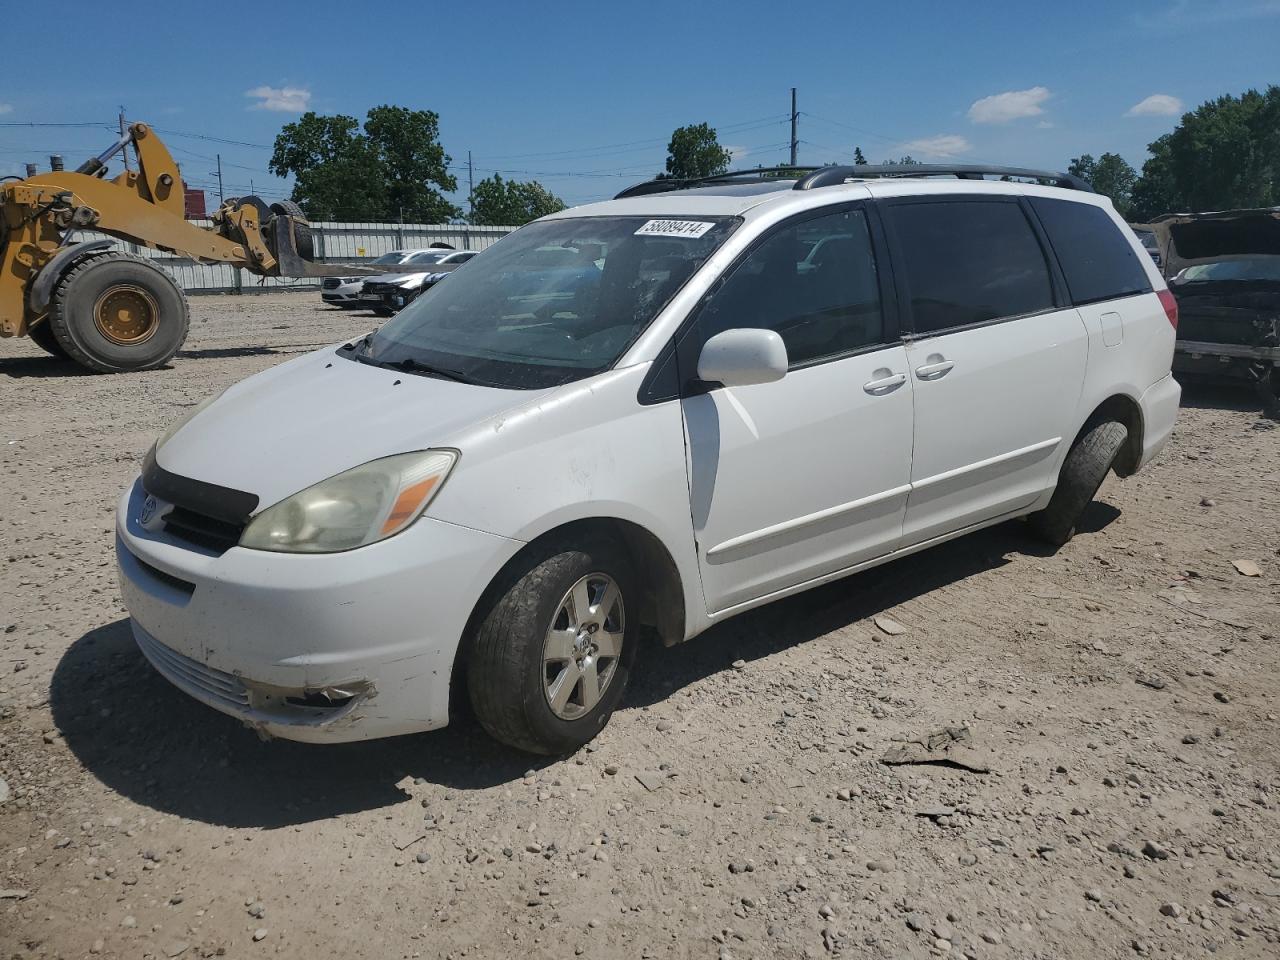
[[614, 163, 1092, 199], [614, 166, 817, 199]]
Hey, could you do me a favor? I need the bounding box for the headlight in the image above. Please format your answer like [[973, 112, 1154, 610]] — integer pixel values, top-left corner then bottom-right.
[[156, 391, 223, 451], [239, 450, 457, 553]]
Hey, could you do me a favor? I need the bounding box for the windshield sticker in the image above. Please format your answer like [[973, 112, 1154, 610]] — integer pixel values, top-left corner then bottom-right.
[[634, 219, 715, 239]]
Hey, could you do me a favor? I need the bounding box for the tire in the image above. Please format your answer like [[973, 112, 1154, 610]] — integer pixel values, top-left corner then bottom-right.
[[25, 319, 68, 359], [269, 200, 314, 261], [1028, 420, 1129, 547], [49, 252, 190, 373], [467, 541, 640, 755]]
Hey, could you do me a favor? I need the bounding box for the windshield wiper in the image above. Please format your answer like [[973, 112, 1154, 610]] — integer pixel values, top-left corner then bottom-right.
[[393, 356, 473, 383], [363, 353, 473, 384]]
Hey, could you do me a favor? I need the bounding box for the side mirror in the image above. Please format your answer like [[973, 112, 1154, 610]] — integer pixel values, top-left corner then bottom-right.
[[696, 328, 788, 388]]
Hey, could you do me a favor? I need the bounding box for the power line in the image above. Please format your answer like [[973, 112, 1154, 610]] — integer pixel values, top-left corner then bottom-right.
[[0, 121, 113, 128], [152, 126, 273, 149]]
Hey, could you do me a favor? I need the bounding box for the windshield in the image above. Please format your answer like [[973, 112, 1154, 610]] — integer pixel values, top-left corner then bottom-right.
[[406, 251, 451, 265], [355, 215, 738, 389], [1175, 258, 1280, 283], [372, 252, 407, 265]]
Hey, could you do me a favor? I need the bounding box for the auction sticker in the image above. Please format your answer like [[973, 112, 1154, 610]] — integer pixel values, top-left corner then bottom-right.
[[635, 219, 715, 239]]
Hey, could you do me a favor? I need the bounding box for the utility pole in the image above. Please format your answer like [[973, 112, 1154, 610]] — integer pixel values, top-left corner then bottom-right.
[[119, 107, 131, 172], [215, 154, 225, 204], [250, 179, 256, 195], [789, 88, 798, 167], [467, 150, 474, 218]]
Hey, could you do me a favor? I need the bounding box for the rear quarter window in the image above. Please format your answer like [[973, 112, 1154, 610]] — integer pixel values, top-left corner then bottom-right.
[[1030, 197, 1152, 305]]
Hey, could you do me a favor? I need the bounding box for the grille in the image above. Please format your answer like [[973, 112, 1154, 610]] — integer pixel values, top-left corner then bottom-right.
[[321, 278, 342, 290], [363, 282, 396, 295], [135, 555, 196, 595], [163, 506, 245, 554], [134, 626, 250, 710]]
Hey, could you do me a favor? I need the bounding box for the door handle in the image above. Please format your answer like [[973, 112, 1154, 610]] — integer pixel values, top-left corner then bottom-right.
[[914, 357, 955, 380], [863, 372, 907, 394]]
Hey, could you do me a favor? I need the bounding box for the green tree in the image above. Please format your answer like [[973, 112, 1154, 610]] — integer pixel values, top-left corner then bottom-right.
[[1161, 86, 1279, 212], [1129, 136, 1185, 222], [1068, 152, 1139, 218], [662, 122, 732, 180], [853, 146, 868, 165], [470, 173, 566, 225], [363, 105, 459, 222], [1127, 86, 1280, 220], [270, 106, 460, 221], [883, 155, 920, 165]]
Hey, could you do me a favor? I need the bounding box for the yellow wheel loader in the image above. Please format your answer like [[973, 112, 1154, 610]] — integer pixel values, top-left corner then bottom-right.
[[0, 122, 383, 373]]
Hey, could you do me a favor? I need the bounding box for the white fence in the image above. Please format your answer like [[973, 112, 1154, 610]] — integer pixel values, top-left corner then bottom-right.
[[87, 221, 517, 295]]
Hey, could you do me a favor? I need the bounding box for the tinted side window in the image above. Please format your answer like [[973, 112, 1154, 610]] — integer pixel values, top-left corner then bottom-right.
[[884, 200, 1054, 334], [1029, 197, 1152, 305], [695, 208, 884, 367]]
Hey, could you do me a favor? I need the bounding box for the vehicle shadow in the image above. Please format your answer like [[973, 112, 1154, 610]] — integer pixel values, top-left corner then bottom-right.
[[50, 512, 1114, 829], [175, 346, 288, 360], [0, 355, 95, 378], [1179, 379, 1270, 415]]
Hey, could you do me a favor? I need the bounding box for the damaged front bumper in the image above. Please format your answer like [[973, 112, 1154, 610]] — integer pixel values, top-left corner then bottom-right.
[[115, 477, 521, 743], [132, 621, 375, 734]]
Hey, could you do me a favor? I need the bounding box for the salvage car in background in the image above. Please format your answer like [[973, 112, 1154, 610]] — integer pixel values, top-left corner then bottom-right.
[[1152, 208, 1280, 416], [1130, 225, 1162, 270], [320, 248, 459, 308], [360, 249, 478, 315]]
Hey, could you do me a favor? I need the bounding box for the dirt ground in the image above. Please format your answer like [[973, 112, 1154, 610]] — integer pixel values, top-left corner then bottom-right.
[[1, 292, 1278, 960]]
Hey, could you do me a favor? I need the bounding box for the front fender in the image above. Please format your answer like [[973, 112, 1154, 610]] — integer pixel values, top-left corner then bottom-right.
[[29, 239, 115, 314]]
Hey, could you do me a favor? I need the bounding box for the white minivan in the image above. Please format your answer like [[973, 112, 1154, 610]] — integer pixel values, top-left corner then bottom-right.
[[116, 164, 1181, 754]]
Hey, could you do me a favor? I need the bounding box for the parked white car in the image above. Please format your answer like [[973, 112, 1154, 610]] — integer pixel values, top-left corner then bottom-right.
[[358, 249, 479, 315], [320, 248, 462, 308], [117, 164, 1180, 754]]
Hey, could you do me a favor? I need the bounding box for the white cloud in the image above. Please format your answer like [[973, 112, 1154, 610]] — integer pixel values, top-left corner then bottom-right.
[[0, 103, 12, 115], [897, 134, 973, 158], [1137, 0, 1280, 29], [1126, 94, 1183, 117], [968, 86, 1052, 124], [245, 85, 311, 112]]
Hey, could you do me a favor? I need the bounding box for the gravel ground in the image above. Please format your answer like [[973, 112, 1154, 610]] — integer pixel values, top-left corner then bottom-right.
[[1, 292, 1278, 960]]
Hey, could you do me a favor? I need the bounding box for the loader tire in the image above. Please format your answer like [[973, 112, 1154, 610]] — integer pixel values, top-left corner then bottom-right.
[[26, 320, 69, 359], [1027, 420, 1128, 548], [270, 200, 314, 261], [49, 252, 189, 373]]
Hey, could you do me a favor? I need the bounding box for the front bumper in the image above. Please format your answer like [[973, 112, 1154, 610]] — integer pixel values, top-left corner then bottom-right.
[[115, 477, 521, 742]]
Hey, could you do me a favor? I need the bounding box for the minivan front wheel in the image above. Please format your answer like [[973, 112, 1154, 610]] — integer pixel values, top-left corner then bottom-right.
[[468, 543, 638, 754], [1028, 419, 1129, 547]]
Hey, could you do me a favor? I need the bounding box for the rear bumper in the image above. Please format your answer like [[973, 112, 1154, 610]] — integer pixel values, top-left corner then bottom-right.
[[1137, 374, 1181, 470], [1175, 339, 1280, 362], [115, 477, 521, 743]]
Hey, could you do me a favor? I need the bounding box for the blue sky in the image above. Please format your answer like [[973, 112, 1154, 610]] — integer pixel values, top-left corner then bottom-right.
[[2, 0, 1278, 212]]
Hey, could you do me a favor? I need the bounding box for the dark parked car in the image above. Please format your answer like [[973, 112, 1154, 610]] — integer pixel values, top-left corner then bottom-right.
[[1152, 208, 1280, 416]]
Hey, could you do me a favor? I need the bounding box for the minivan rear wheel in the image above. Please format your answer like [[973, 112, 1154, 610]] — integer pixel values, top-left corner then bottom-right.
[[1028, 419, 1129, 547], [468, 542, 639, 754]]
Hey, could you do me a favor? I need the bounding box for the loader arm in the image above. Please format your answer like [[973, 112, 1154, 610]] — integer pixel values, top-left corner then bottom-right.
[[0, 122, 353, 339]]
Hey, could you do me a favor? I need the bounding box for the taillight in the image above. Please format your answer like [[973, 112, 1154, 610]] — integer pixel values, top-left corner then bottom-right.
[[1157, 289, 1178, 329]]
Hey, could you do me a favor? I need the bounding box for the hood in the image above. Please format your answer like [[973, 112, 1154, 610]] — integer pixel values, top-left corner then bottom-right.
[[1151, 208, 1280, 277], [155, 347, 553, 509], [367, 262, 459, 285]]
